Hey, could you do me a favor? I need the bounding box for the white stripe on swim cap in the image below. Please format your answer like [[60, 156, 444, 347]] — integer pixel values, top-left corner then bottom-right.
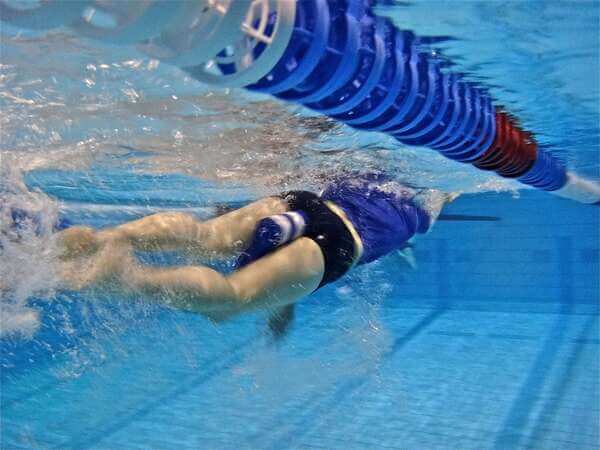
[[285, 211, 306, 239], [270, 214, 292, 244]]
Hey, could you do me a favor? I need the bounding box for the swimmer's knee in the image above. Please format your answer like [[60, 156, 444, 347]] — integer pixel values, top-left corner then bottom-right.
[[147, 212, 199, 236]]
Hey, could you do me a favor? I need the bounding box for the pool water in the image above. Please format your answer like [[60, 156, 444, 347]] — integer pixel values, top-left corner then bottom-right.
[[1, 1, 599, 449]]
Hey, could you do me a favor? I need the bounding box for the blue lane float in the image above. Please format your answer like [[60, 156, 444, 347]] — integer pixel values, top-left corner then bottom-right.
[[241, 0, 554, 188], [1, 0, 598, 203]]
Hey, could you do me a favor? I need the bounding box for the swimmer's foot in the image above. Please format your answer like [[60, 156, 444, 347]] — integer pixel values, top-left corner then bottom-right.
[[59, 242, 134, 290], [59, 227, 129, 260], [58, 227, 101, 260]]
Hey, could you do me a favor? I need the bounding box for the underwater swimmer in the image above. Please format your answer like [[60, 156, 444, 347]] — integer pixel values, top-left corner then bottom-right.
[[58, 176, 457, 323]]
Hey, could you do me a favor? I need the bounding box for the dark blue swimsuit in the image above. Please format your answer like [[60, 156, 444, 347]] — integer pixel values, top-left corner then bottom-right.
[[239, 177, 433, 290]]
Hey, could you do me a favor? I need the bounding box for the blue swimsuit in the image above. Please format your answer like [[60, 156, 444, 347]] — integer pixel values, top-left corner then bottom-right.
[[238, 177, 433, 289]]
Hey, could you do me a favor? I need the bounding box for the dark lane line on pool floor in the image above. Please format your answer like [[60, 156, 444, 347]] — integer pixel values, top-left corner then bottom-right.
[[60, 340, 255, 450], [492, 237, 578, 450], [243, 240, 454, 449], [254, 306, 450, 450], [525, 313, 599, 448]]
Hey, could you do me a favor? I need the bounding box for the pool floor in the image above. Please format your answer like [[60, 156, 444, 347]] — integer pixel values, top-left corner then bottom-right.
[[1, 184, 598, 450], [2, 300, 598, 450]]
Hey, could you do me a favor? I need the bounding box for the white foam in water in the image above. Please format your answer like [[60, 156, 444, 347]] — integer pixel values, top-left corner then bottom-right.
[[0, 304, 40, 338], [0, 159, 62, 338]]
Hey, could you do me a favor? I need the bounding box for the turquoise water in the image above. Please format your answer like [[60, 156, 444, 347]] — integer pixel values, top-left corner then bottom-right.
[[1, 2, 599, 449]]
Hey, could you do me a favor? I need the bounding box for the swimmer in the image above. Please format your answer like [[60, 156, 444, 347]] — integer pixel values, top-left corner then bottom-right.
[[57, 176, 458, 325]]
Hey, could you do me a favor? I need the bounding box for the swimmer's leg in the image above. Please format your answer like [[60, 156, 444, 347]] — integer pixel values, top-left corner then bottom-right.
[[92, 237, 325, 321], [60, 197, 289, 258]]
